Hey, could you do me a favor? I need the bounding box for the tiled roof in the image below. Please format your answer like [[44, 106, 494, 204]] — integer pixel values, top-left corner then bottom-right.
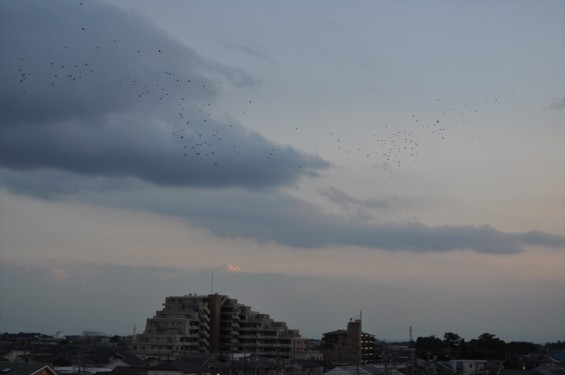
[[323, 366, 374, 375], [0, 363, 57, 375], [149, 360, 209, 374]]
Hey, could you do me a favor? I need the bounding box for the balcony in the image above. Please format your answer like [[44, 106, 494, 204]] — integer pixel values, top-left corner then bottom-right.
[[200, 330, 210, 338], [200, 315, 211, 322]]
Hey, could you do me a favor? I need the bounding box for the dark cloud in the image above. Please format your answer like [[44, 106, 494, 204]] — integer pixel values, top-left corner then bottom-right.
[[176, 191, 565, 253], [0, 168, 138, 200], [319, 186, 392, 210], [512, 230, 565, 248], [547, 97, 565, 111], [11, 182, 556, 255], [0, 113, 326, 189], [2, 167, 563, 254], [0, 1, 327, 190]]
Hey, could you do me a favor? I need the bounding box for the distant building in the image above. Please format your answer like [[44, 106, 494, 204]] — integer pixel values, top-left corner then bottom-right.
[[446, 360, 489, 375], [293, 338, 311, 353], [288, 359, 325, 375], [319, 319, 377, 366], [132, 293, 300, 359]]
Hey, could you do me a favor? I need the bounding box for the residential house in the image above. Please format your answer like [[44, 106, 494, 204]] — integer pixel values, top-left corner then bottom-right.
[[0, 363, 59, 375]]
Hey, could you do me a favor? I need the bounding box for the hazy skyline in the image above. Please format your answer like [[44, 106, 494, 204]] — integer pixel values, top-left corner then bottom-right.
[[0, 0, 564, 343]]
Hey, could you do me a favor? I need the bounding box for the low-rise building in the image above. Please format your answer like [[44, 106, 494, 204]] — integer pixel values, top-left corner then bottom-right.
[[446, 360, 489, 375], [0, 363, 59, 375]]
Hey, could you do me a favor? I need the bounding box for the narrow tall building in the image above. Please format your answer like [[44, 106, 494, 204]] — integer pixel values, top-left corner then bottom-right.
[[132, 293, 300, 359]]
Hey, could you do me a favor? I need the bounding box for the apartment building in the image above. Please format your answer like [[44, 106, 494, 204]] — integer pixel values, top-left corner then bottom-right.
[[132, 293, 300, 359], [320, 319, 377, 365], [132, 294, 211, 357]]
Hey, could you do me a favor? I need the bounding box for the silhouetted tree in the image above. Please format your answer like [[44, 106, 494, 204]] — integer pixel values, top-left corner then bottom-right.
[[468, 333, 507, 360], [443, 332, 464, 359], [416, 335, 444, 359], [506, 341, 538, 356], [503, 355, 523, 369]]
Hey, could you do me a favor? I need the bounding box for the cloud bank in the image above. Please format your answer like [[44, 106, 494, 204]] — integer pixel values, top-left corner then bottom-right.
[[1, 0, 563, 256], [111, 187, 564, 254], [547, 97, 565, 111], [0, 1, 327, 190]]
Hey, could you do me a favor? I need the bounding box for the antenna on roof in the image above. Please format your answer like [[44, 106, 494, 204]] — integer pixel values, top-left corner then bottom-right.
[[211, 271, 214, 294], [409, 325, 415, 375]]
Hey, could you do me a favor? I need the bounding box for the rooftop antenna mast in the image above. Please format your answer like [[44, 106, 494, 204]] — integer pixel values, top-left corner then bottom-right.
[[211, 271, 214, 294], [358, 310, 362, 372], [409, 326, 415, 375]]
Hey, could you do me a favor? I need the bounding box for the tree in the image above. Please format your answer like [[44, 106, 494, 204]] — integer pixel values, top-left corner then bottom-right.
[[468, 333, 507, 360], [416, 336, 444, 359], [443, 332, 464, 359]]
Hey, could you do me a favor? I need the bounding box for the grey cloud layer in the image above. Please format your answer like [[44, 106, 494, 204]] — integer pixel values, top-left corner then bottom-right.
[[0, 1, 326, 189], [8, 177, 558, 255], [143, 188, 565, 253], [1, 1, 563, 255], [547, 98, 565, 111], [319, 187, 392, 210]]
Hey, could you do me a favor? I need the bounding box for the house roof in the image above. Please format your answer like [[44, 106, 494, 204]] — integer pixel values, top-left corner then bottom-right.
[[531, 364, 565, 375], [149, 361, 209, 374], [16, 354, 71, 367], [112, 353, 144, 368], [292, 360, 323, 369], [228, 358, 277, 370], [323, 366, 374, 375], [0, 363, 57, 375], [107, 366, 147, 375]]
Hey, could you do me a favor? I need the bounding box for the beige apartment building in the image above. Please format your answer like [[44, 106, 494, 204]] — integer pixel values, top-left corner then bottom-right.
[[132, 293, 300, 359]]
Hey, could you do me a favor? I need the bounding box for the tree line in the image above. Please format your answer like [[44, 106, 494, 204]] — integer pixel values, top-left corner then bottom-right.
[[413, 332, 563, 366]]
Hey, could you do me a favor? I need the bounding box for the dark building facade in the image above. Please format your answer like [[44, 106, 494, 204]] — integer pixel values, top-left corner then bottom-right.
[[320, 319, 377, 366]]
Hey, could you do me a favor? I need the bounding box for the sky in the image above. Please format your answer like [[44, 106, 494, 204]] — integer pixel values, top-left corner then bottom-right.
[[0, 0, 564, 344]]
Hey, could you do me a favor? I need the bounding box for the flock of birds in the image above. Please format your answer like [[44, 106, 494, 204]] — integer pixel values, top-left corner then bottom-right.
[[2, 1, 516, 179], [325, 102, 483, 178]]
